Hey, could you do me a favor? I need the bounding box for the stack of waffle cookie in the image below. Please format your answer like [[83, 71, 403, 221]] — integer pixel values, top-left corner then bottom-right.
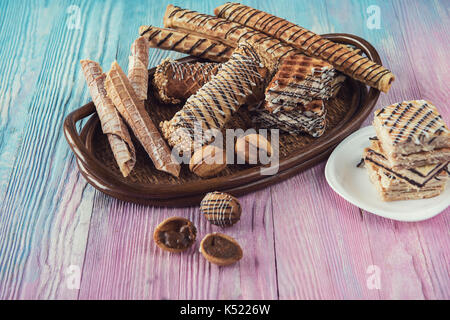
[[363, 100, 450, 201], [263, 55, 346, 113], [251, 54, 345, 136], [250, 100, 327, 138]]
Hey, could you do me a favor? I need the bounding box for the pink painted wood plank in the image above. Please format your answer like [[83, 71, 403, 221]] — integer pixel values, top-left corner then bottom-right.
[[362, 213, 450, 299], [391, 0, 450, 121], [78, 188, 278, 299], [270, 0, 449, 300], [259, 0, 380, 300], [325, 0, 450, 299], [387, 0, 450, 299], [70, 0, 450, 300], [0, 0, 102, 299], [271, 163, 380, 299]]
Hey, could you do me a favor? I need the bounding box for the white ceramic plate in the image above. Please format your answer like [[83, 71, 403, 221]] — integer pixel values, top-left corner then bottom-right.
[[325, 126, 450, 222]]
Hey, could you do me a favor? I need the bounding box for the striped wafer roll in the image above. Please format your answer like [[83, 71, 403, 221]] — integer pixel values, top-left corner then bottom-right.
[[139, 25, 233, 63], [163, 5, 297, 62], [80, 60, 136, 177], [128, 36, 149, 101], [215, 2, 395, 93], [153, 58, 220, 104], [105, 61, 181, 178], [160, 43, 270, 154]]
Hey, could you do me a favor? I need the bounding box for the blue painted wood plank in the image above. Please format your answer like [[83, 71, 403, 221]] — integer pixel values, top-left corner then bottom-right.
[[0, 0, 101, 299], [0, 0, 448, 300]]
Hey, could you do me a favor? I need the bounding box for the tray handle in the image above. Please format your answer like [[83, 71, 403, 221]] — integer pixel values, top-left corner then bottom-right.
[[63, 102, 121, 178], [63, 102, 98, 166], [64, 101, 155, 195]]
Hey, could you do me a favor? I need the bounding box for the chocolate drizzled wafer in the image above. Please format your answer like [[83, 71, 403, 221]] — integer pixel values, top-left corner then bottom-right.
[[163, 4, 297, 62], [363, 139, 448, 201], [139, 25, 233, 63], [153, 58, 220, 104], [365, 139, 449, 189], [80, 60, 136, 177], [128, 36, 149, 101], [160, 43, 270, 154], [215, 2, 395, 93], [373, 100, 450, 169], [105, 61, 180, 177], [251, 100, 327, 137], [265, 54, 346, 113]]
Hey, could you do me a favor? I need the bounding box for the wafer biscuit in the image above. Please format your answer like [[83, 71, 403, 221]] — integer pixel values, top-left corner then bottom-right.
[[160, 43, 270, 154], [251, 100, 327, 137], [80, 59, 136, 177], [265, 54, 345, 112], [364, 139, 449, 189], [105, 61, 180, 177], [215, 2, 395, 93], [139, 25, 233, 63], [373, 100, 450, 169], [153, 58, 220, 104], [364, 159, 446, 201], [128, 36, 149, 101], [163, 5, 297, 62]]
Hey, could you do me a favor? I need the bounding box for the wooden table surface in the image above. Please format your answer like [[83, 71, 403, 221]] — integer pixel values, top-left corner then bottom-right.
[[0, 0, 448, 300]]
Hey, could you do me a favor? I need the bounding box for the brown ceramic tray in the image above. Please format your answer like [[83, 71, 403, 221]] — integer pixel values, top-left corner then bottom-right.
[[64, 33, 381, 207]]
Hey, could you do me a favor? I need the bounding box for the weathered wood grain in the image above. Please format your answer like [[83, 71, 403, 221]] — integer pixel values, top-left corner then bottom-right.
[[0, 0, 105, 299], [263, 0, 377, 300], [271, 163, 380, 299], [325, 0, 450, 299], [0, 0, 448, 300], [79, 189, 277, 299]]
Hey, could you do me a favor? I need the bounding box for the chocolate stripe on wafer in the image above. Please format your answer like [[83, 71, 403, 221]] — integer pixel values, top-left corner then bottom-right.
[[215, 2, 395, 93], [264, 54, 345, 112], [153, 58, 220, 104], [139, 26, 233, 62], [251, 100, 327, 137], [163, 4, 297, 64], [364, 139, 449, 188], [377, 100, 449, 145], [160, 43, 269, 154]]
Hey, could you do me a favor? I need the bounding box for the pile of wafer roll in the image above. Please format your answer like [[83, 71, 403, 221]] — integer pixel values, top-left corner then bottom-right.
[[81, 3, 396, 179], [80, 36, 180, 178]]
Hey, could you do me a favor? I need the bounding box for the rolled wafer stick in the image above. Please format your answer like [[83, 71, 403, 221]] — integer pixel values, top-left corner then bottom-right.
[[160, 43, 270, 154], [163, 5, 348, 113], [163, 5, 297, 61], [153, 58, 220, 104], [128, 36, 149, 101], [215, 2, 395, 93], [139, 25, 233, 63], [105, 61, 180, 177], [80, 60, 136, 177]]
